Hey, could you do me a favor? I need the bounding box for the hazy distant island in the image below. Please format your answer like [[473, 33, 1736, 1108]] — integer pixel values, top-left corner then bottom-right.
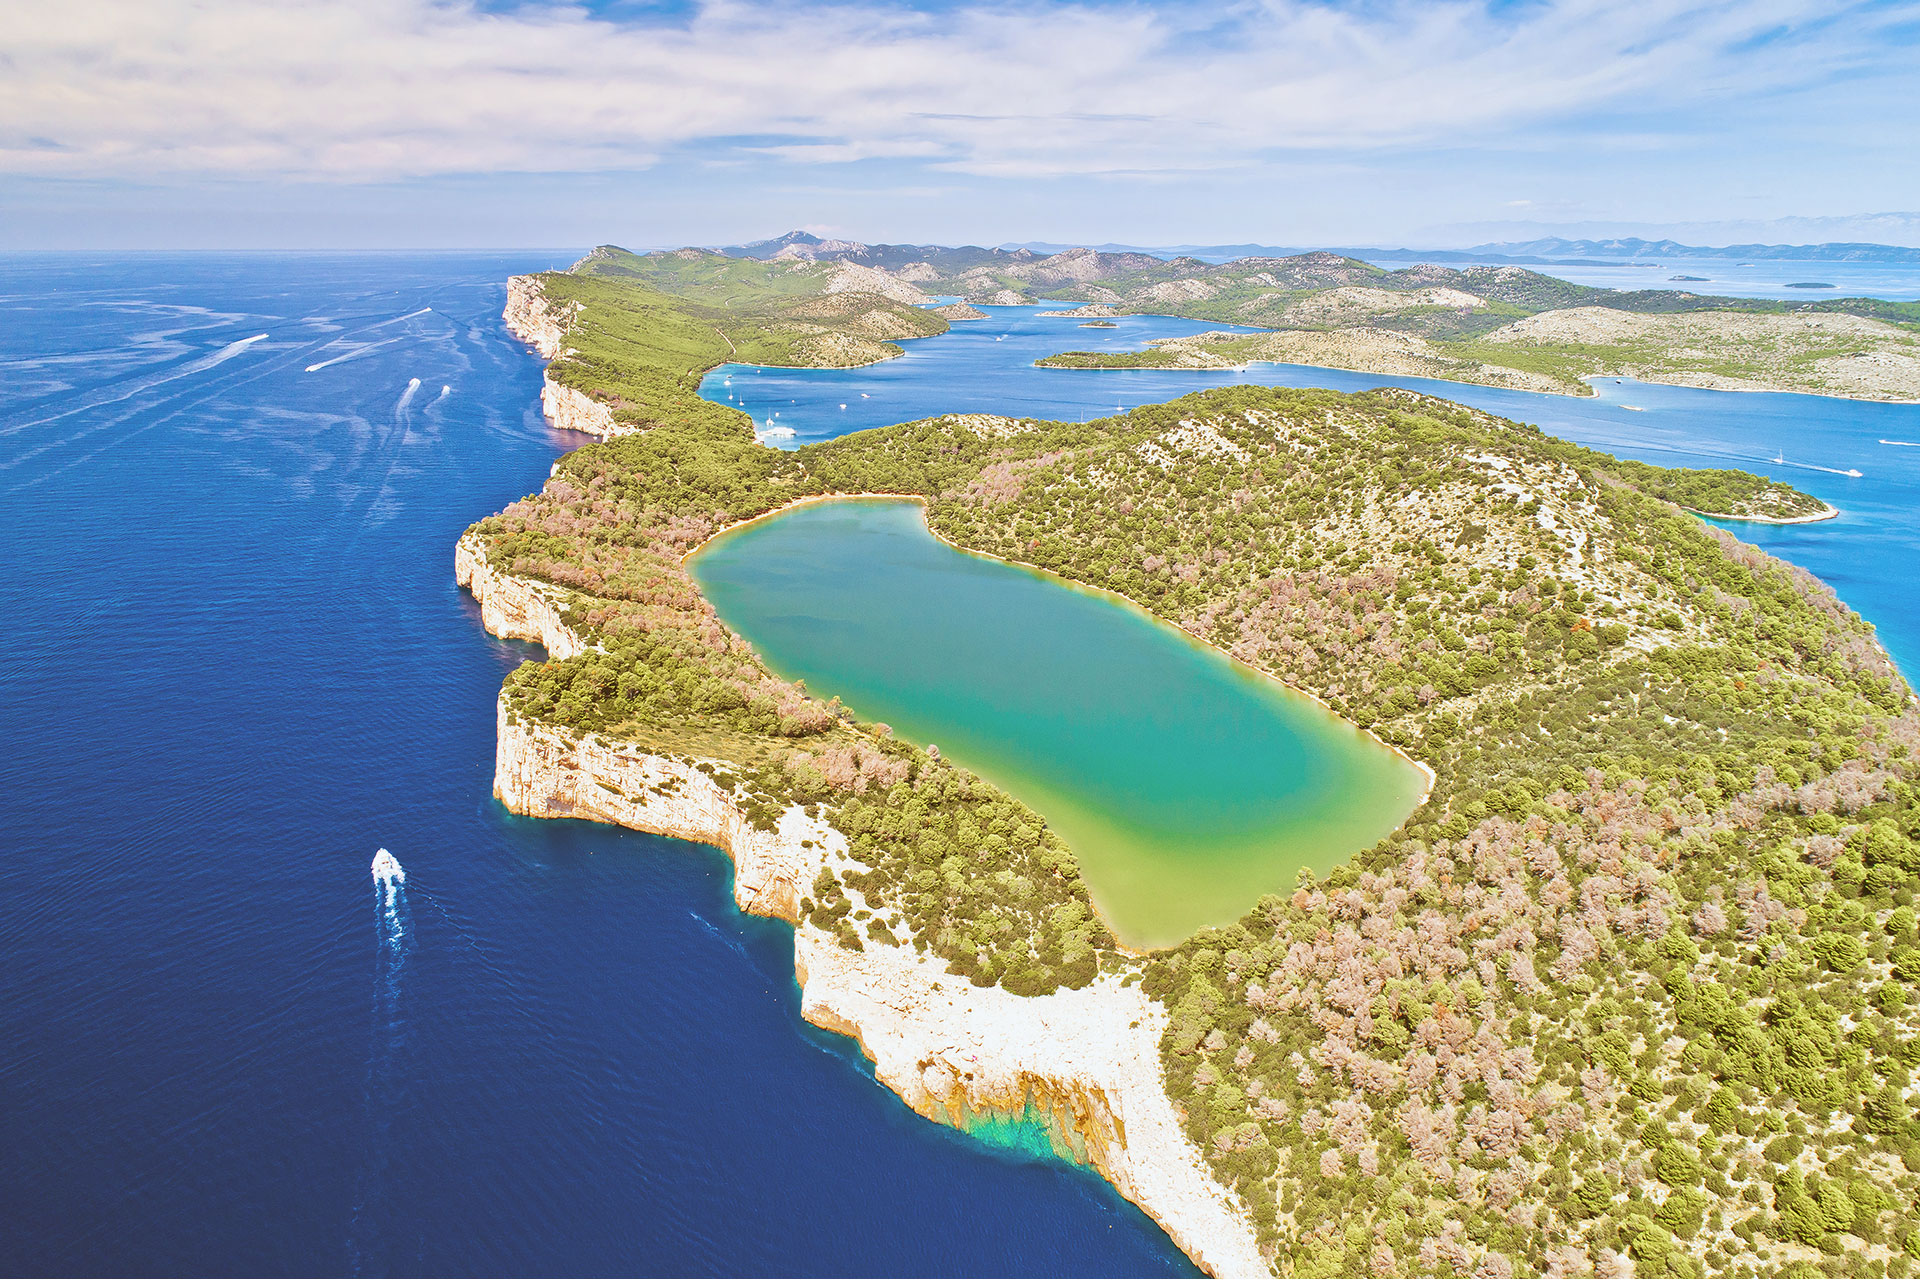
[[472, 243, 1920, 1277], [1017, 236, 1920, 269], [726, 231, 1920, 403]]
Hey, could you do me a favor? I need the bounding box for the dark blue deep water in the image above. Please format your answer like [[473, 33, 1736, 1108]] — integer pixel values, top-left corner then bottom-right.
[[0, 255, 1197, 1277]]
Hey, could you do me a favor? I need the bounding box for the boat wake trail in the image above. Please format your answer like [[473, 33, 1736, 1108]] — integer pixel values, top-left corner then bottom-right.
[[369, 306, 433, 329], [395, 377, 422, 418], [349, 849, 411, 1274], [0, 332, 271, 440], [305, 337, 405, 374], [186, 332, 271, 374], [687, 908, 754, 964], [373, 848, 407, 949]]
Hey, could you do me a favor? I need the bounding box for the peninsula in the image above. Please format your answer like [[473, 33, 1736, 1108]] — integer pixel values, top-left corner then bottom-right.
[[724, 231, 1920, 403], [469, 245, 1920, 1277]]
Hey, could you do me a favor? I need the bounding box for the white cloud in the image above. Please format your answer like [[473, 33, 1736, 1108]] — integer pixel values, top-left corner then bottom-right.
[[1, 0, 1913, 181]]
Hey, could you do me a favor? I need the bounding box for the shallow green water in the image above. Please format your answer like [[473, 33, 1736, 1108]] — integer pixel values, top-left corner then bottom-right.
[[689, 499, 1425, 947]]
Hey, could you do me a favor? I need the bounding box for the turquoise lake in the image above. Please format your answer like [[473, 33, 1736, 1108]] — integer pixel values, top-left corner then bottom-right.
[[689, 499, 1425, 948]]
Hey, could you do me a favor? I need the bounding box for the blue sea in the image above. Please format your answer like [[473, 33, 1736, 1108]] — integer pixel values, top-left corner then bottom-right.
[[0, 255, 1196, 1277], [708, 305, 1920, 674], [6, 257, 1917, 1278]]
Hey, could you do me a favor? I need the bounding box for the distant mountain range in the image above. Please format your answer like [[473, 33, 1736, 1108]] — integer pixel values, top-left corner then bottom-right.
[[706, 232, 1919, 324], [1437, 237, 1920, 265], [989, 236, 1920, 266]]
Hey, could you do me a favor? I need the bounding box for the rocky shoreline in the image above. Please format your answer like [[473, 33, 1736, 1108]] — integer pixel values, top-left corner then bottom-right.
[[485, 277, 1270, 1276], [457, 534, 1267, 1277]]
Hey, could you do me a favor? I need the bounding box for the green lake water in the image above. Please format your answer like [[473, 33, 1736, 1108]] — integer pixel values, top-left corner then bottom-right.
[[688, 499, 1425, 948]]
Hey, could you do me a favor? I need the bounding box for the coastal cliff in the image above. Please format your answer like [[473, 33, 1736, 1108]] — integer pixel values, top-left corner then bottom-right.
[[504, 274, 572, 359], [454, 537, 587, 660], [474, 248, 1920, 1277], [503, 274, 627, 439], [464, 534, 1268, 1277], [540, 374, 620, 440]]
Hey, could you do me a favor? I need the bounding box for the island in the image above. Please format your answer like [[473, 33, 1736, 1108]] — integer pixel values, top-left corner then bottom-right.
[[715, 232, 1920, 403], [471, 244, 1920, 1277]]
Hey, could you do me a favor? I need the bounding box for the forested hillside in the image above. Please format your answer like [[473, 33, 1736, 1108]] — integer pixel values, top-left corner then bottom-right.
[[480, 252, 1920, 1276]]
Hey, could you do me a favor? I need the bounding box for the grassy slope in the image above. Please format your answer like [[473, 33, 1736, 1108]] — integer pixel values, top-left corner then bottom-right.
[[481, 253, 1920, 1277]]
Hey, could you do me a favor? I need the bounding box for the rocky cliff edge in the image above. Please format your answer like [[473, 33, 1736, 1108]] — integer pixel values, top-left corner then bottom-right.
[[457, 519, 1268, 1276]]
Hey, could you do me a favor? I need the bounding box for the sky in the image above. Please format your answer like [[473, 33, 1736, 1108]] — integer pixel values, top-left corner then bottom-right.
[[3, 0, 1919, 250]]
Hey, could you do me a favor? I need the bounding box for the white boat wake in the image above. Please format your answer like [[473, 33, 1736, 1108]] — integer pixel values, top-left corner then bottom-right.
[[351, 848, 411, 1271], [1881, 439, 1920, 447], [187, 332, 270, 374], [305, 336, 405, 373], [371, 847, 407, 952], [366, 306, 433, 329]]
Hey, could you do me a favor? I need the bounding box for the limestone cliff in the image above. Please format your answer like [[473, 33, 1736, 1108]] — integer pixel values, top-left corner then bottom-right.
[[455, 537, 587, 660], [503, 274, 625, 439], [461, 532, 1268, 1277], [504, 274, 572, 359], [539, 374, 621, 440]]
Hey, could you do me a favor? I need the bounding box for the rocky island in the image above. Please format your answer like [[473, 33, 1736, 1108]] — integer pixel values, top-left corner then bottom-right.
[[470, 244, 1920, 1277], [721, 232, 1920, 403]]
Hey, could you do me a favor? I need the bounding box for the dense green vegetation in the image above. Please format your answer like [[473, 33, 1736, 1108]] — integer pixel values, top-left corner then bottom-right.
[[483, 250, 1920, 1276], [1604, 460, 1832, 520], [1036, 348, 1194, 369], [530, 246, 945, 434]]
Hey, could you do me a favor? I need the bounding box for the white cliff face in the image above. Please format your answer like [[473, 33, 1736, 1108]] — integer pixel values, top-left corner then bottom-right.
[[462, 538, 1268, 1277], [793, 931, 1269, 1278], [539, 374, 621, 440], [454, 537, 587, 660], [503, 275, 626, 440], [504, 274, 572, 359]]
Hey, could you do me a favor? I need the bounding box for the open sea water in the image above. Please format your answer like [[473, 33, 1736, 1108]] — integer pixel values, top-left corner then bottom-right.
[[0, 254, 1195, 1277]]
